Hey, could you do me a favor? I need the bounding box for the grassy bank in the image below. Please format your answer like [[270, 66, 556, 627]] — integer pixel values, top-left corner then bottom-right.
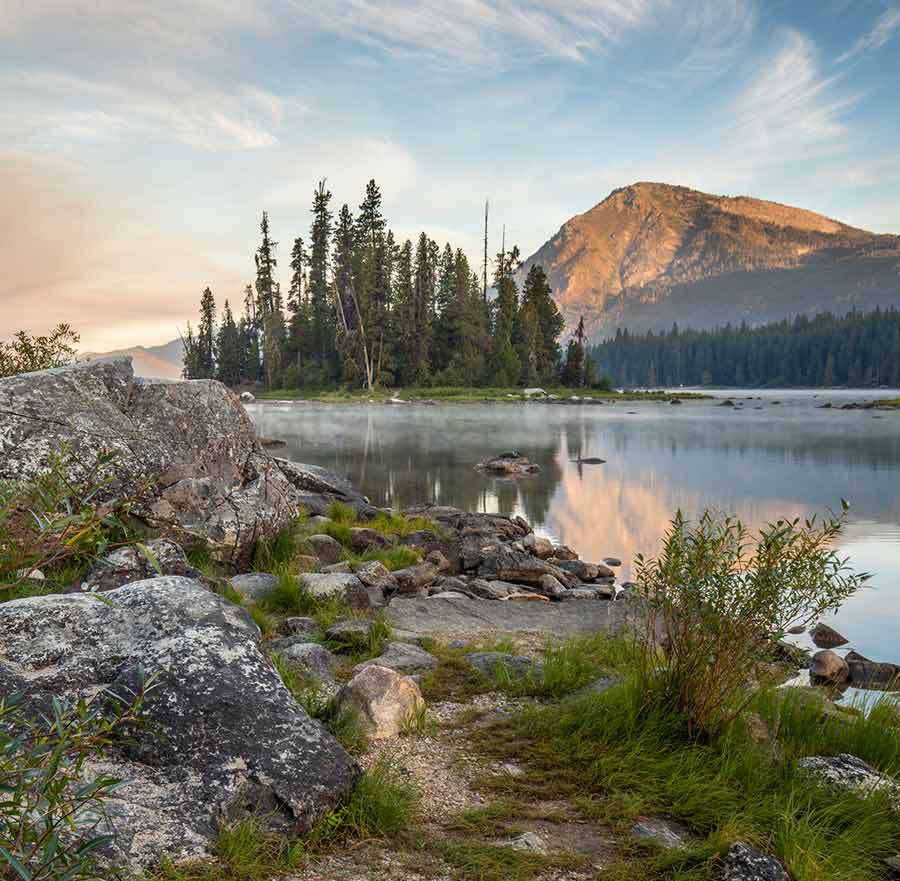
[[877, 398, 900, 409], [255, 385, 709, 403]]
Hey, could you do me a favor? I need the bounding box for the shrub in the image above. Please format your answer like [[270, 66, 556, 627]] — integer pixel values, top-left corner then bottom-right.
[[0, 672, 156, 881], [0, 326, 79, 378], [634, 507, 868, 738], [0, 447, 135, 597]]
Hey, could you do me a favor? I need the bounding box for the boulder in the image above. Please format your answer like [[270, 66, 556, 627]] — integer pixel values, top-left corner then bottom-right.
[[355, 560, 399, 593], [467, 578, 519, 600], [393, 561, 440, 594], [845, 650, 900, 688], [430, 591, 469, 599], [281, 616, 319, 638], [353, 641, 439, 676], [717, 843, 790, 881], [809, 649, 849, 684], [307, 534, 345, 566], [0, 358, 369, 565], [325, 618, 374, 650], [322, 561, 353, 574], [401, 528, 463, 574], [0, 577, 357, 868], [349, 527, 395, 553], [82, 539, 200, 592], [809, 622, 848, 649], [523, 533, 555, 559], [239, 391, 256, 403], [299, 573, 370, 609], [478, 544, 574, 588], [797, 754, 900, 810], [335, 666, 425, 739], [228, 572, 279, 602], [279, 642, 339, 682], [465, 651, 542, 682]]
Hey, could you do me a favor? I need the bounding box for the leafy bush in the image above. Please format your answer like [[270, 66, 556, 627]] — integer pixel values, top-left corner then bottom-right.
[[0, 326, 79, 378], [0, 447, 135, 596], [0, 673, 156, 881], [634, 507, 868, 738]]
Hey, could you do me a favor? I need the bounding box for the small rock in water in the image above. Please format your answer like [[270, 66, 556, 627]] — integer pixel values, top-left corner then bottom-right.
[[475, 452, 541, 476], [603, 557, 622, 567], [786, 624, 806, 635], [809, 649, 849, 684], [809, 622, 848, 648]]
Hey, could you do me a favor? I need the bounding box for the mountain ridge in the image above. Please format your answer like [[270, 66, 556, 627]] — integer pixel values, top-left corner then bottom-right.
[[520, 182, 900, 339]]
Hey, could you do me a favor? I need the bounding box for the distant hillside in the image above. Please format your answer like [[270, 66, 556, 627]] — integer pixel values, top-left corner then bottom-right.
[[520, 182, 900, 339], [83, 338, 183, 380]]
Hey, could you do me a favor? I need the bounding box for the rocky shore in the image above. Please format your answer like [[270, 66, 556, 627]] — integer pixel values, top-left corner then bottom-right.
[[1, 358, 897, 881]]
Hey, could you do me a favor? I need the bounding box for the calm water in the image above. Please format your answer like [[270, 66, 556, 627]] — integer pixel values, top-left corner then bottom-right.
[[248, 390, 900, 668]]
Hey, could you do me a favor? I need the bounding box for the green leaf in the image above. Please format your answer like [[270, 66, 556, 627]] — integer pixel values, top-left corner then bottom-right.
[[135, 542, 164, 576], [0, 847, 33, 881]]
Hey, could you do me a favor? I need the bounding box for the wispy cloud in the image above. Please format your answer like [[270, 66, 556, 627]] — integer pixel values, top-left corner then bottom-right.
[[293, 0, 662, 69], [0, 70, 289, 150], [837, 5, 900, 63], [734, 30, 857, 158]]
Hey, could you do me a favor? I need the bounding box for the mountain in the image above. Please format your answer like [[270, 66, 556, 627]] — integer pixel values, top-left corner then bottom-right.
[[82, 338, 183, 380], [520, 182, 900, 339]]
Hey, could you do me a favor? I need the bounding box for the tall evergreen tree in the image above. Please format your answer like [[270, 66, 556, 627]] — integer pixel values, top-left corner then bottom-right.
[[216, 300, 242, 386], [489, 244, 521, 386], [308, 180, 335, 377], [197, 286, 216, 379], [521, 265, 564, 381]]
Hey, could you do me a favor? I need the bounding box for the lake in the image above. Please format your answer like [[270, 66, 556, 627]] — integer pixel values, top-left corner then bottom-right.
[[247, 389, 900, 670]]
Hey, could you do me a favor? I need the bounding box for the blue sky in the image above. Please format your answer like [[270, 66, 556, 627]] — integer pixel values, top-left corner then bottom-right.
[[2, 0, 899, 350]]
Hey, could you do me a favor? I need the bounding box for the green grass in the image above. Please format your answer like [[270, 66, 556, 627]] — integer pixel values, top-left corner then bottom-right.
[[754, 687, 900, 774], [877, 398, 900, 409], [347, 545, 422, 571], [426, 837, 585, 881], [258, 385, 709, 403], [257, 571, 350, 631], [474, 674, 900, 881]]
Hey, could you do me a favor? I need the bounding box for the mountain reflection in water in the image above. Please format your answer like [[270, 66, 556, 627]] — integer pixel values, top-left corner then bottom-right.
[[248, 391, 900, 666]]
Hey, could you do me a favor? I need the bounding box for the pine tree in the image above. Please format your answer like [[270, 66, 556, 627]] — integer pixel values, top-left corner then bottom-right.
[[308, 180, 335, 377], [489, 244, 521, 386], [197, 287, 216, 379], [521, 265, 564, 381], [216, 300, 242, 386], [561, 316, 587, 387]]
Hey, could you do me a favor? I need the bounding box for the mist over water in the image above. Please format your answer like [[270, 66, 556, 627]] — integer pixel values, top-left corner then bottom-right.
[[248, 390, 900, 666]]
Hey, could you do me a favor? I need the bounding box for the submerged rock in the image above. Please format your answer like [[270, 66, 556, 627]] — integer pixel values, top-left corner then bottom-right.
[[809, 649, 849, 685], [0, 577, 357, 868], [475, 452, 541, 476], [809, 622, 848, 649]]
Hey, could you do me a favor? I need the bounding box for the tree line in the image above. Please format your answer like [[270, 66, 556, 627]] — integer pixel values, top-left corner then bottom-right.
[[183, 179, 595, 390], [590, 308, 900, 388]]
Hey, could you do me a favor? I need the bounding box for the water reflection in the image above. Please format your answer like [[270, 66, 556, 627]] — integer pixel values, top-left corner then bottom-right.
[[249, 395, 900, 665]]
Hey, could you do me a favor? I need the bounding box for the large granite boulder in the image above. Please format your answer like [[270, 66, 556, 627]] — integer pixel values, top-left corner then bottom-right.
[[0, 358, 361, 564], [0, 576, 358, 868]]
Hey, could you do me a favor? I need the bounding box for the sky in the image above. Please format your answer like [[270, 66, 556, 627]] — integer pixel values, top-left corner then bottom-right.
[[2, 0, 900, 351]]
